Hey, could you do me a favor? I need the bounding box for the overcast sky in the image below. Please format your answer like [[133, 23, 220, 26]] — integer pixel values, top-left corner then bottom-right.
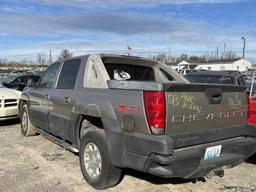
[[0, 0, 256, 62]]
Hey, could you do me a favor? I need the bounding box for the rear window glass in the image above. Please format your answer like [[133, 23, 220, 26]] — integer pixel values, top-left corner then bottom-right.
[[104, 63, 155, 81], [185, 75, 234, 84]]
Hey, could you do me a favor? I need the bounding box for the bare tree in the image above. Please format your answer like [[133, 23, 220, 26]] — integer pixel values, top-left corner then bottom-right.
[[22, 58, 27, 65], [152, 53, 176, 64], [221, 51, 237, 59], [58, 49, 73, 62], [37, 53, 47, 66], [0, 59, 7, 65], [179, 54, 188, 61], [153, 53, 166, 63]]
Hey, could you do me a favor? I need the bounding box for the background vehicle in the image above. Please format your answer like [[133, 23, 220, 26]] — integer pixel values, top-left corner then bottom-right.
[[1, 75, 40, 91], [241, 71, 255, 81], [19, 54, 256, 189], [247, 79, 256, 126], [0, 83, 21, 121], [246, 81, 256, 93], [184, 71, 246, 86], [178, 68, 195, 76]]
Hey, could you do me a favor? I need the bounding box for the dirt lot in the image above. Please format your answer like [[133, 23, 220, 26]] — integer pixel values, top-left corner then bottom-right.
[[0, 120, 256, 192]]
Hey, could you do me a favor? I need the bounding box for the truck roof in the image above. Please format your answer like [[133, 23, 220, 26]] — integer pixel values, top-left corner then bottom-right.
[[68, 53, 159, 66]]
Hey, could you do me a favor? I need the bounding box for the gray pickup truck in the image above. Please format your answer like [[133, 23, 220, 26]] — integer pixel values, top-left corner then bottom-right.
[[19, 54, 256, 189]]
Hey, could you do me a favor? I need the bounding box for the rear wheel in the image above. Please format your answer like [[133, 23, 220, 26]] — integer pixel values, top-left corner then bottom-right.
[[79, 128, 123, 189], [21, 105, 37, 136]]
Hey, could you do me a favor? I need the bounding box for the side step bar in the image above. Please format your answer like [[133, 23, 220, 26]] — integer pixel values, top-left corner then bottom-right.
[[35, 128, 79, 153]]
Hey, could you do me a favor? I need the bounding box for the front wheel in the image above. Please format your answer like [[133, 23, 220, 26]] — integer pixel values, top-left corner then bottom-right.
[[21, 105, 37, 136], [79, 129, 123, 189]]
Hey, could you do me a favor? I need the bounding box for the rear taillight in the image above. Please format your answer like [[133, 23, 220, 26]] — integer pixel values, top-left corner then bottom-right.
[[248, 95, 256, 125], [143, 91, 165, 135]]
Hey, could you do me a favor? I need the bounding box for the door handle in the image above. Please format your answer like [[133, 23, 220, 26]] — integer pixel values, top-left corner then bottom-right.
[[212, 94, 221, 101], [205, 88, 223, 104], [64, 97, 70, 103]]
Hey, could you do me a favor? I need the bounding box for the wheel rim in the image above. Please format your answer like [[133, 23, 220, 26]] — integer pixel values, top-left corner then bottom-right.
[[21, 111, 28, 134], [84, 142, 102, 179]]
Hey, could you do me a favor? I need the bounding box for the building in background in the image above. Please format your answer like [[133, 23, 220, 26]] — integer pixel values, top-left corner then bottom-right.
[[172, 58, 252, 72]]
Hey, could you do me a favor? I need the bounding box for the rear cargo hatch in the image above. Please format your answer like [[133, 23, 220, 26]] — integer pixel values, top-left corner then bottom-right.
[[164, 83, 247, 148]]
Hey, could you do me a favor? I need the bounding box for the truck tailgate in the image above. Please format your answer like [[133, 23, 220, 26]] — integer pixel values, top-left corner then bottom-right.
[[164, 84, 247, 148]]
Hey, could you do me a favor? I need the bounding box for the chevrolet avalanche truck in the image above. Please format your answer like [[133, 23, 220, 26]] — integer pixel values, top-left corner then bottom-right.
[[19, 54, 256, 189]]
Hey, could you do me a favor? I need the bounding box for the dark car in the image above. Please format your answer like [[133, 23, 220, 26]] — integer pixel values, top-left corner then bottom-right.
[[2, 75, 40, 91], [246, 81, 256, 93], [184, 71, 246, 86]]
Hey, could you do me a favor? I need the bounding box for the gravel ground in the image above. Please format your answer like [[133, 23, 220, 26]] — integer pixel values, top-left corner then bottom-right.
[[0, 120, 256, 192]]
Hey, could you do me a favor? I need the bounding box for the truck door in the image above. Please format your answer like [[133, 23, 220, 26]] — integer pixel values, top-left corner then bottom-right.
[[28, 63, 60, 131], [48, 59, 81, 141]]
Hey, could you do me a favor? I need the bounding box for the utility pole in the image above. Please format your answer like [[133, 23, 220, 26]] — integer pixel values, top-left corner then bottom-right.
[[216, 47, 219, 59], [241, 37, 246, 58], [167, 47, 171, 63], [223, 44, 226, 59], [49, 49, 53, 64]]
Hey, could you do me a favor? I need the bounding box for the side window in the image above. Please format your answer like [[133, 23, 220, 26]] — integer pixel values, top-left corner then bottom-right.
[[9, 78, 20, 87], [19, 76, 28, 84], [32, 76, 40, 83], [57, 59, 81, 89], [159, 68, 174, 81], [38, 63, 60, 88]]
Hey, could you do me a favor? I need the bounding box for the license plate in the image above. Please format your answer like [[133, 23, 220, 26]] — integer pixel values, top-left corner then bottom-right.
[[204, 145, 222, 160]]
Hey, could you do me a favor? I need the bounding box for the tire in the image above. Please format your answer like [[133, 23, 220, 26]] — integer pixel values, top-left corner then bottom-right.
[[20, 105, 37, 136], [79, 128, 123, 189]]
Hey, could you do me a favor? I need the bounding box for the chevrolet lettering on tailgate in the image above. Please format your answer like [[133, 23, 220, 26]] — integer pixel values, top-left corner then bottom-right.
[[172, 111, 244, 123]]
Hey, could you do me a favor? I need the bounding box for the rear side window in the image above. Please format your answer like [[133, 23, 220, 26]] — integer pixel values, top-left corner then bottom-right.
[[57, 59, 81, 89], [159, 68, 174, 81], [104, 63, 155, 81]]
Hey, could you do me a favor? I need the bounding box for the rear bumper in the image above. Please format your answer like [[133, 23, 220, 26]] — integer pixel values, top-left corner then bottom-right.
[[108, 125, 256, 179], [144, 137, 256, 179]]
